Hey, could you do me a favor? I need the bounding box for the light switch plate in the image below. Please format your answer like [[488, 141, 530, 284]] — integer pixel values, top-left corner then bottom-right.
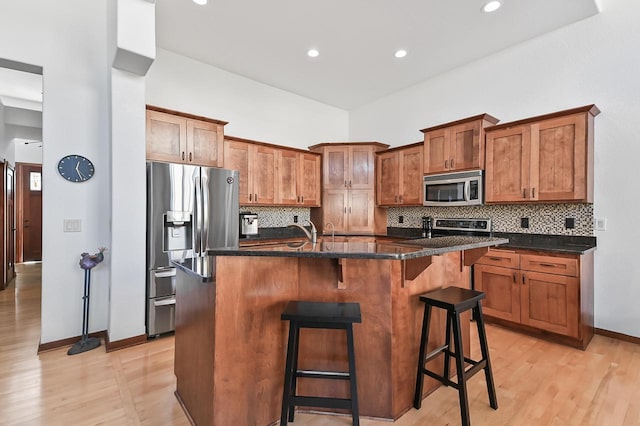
[[64, 219, 81, 232], [594, 217, 607, 231]]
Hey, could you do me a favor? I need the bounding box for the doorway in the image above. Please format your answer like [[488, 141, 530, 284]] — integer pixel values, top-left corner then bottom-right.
[[16, 163, 42, 263]]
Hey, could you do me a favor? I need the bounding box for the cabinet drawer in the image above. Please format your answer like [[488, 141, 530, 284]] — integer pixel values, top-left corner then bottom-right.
[[520, 254, 578, 277], [476, 250, 519, 268]]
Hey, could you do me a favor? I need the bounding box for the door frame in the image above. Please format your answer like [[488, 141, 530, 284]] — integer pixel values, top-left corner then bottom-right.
[[15, 162, 42, 264], [5, 161, 15, 284]]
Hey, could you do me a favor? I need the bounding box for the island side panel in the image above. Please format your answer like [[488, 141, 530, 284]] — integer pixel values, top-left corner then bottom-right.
[[174, 267, 217, 426], [213, 256, 299, 426], [391, 251, 472, 418], [297, 257, 394, 419]]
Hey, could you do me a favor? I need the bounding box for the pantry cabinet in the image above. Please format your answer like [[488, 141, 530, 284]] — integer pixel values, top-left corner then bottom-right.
[[146, 106, 226, 167], [474, 248, 593, 349], [376, 143, 423, 206], [310, 142, 388, 234], [485, 105, 600, 203], [421, 114, 499, 175]]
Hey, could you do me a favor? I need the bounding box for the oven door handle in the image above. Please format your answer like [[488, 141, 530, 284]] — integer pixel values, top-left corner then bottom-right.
[[153, 297, 176, 307]]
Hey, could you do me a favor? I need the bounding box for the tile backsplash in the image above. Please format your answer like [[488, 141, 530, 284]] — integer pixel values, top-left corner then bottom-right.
[[240, 206, 310, 228], [387, 204, 593, 236], [241, 204, 593, 236]]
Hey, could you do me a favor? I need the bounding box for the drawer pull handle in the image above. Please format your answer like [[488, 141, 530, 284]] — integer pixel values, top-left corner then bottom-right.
[[489, 257, 503, 261], [523, 188, 526, 199], [539, 263, 557, 267], [513, 273, 516, 283], [522, 275, 525, 284]]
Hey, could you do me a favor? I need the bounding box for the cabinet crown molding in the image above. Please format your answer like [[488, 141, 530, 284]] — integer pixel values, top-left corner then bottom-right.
[[420, 113, 500, 133], [484, 104, 600, 132]]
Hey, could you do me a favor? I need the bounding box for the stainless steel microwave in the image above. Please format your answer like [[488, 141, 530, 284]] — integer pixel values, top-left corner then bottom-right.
[[423, 170, 483, 206]]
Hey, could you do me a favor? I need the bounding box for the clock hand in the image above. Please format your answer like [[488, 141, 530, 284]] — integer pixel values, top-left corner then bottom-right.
[[75, 161, 85, 179]]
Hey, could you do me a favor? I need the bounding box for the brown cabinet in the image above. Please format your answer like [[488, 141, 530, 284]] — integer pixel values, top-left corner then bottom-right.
[[223, 137, 277, 205], [276, 150, 321, 206], [146, 106, 226, 167], [421, 114, 499, 175], [474, 248, 593, 349], [376, 143, 423, 206], [485, 105, 600, 203], [310, 142, 388, 234]]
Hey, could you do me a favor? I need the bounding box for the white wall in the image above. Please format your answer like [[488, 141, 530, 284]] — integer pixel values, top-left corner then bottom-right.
[[146, 49, 349, 150], [350, 0, 640, 337], [0, 0, 112, 343], [14, 140, 42, 164]]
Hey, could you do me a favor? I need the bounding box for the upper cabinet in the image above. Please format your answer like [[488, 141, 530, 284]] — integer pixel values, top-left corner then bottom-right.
[[485, 105, 599, 204], [321, 144, 378, 190], [146, 106, 227, 167], [376, 143, 423, 206], [223, 136, 321, 207], [421, 114, 499, 175]]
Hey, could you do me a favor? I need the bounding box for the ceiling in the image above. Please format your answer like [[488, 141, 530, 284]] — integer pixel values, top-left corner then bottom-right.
[[155, 0, 600, 110]]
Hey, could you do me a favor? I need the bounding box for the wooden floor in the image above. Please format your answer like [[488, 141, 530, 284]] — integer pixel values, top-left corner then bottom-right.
[[1, 263, 639, 425]]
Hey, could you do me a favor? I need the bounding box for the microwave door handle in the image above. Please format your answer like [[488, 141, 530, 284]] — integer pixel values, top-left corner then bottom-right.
[[464, 181, 471, 202]]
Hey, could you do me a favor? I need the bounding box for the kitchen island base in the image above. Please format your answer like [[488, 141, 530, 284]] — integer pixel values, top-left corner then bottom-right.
[[174, 252, 474, 425]]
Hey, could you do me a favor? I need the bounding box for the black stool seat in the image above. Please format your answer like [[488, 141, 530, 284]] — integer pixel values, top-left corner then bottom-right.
[[281, 301, 361, 426], [414, 286, 497, 426]]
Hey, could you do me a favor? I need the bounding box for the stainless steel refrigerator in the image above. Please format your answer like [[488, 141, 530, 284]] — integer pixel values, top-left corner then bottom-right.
[[146, 161, 239, 336]]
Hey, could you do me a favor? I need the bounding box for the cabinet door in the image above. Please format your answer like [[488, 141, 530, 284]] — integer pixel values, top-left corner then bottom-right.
[[399, 146, 423, 205], [423, 128, 449, 174], [323, 146, 349, 189], [298, 153, 321, 206], [474, 265, 521, 323], [349, 146, 375, 189], [187, 120, 223, 167], [146, 110, 187, 163], [348, 190, 375, 233], [485, 125, 531, 203], [531, 114, 587, 202], [376, 151, 399, 206], [223, 140, 251, 204], [252, 145, 277, 205], [276, 149, 299, 205], [324, 190, 349, 233], [521, 271, 580, 338], [450, 120, 482, 171]]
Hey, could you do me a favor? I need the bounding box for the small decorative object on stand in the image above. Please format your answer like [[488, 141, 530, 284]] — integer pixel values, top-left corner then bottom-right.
[[68, 247, 107, 356]]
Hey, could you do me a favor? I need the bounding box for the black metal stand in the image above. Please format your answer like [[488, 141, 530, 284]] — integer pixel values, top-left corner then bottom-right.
[[68, 268, 101, 355]]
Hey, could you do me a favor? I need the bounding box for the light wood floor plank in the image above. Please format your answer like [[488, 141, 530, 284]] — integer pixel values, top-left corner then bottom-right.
[[1, 263, 639, 425]]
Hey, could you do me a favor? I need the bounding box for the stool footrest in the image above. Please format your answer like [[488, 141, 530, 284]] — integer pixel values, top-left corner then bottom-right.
[[295, 370, 351, 380], [291, 396, 353, 410], [424, 344, 449, 362]]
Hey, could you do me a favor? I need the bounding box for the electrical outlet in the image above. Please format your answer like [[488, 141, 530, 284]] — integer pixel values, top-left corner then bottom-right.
[[398, 215, 404, 224], [293, 215, 298, 223], [594, 217, 607, 231], [520, 217, 529, 228], [565, 218, 575, 229], [64, 219, 81, 232]]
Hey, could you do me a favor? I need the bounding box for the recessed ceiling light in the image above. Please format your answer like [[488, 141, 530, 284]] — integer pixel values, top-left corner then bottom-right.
[[394, 49, 407, 59], [307, 49, 319, 58], [482, 1, 501, 13], [193, 0, 207, 5]]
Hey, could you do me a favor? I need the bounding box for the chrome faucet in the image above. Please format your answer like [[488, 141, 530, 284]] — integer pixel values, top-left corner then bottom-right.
[[289, 220, 317, 243], [325, 222, 335, 240]]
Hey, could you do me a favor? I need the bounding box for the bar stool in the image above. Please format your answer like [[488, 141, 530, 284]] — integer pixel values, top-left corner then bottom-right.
[[280, 301, 361, 426], [413, 286, 498, 426]]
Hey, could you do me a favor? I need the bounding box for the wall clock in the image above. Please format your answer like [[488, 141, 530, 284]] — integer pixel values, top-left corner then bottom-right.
[[58, 155, 95, 183]]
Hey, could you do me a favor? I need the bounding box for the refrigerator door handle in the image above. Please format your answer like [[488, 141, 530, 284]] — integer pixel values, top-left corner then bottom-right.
[[202, 172, 210, 254], [194, 173, 203, 255], [153, 297, 176, 307], [153, 268, 177, 278]]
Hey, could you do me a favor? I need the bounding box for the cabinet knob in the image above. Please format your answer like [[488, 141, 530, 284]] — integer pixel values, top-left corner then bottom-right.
[[182, 151, 185, 161], [249, 193, 252, 202], [255, 193, 258, 202], [301, 195, 304, 203], [349, 180, 352, 187], [532, 187, 536, 198], [345, 180, 347, 187], [513, 272, 516, 283], [450, 158, 454, 168], [189, 152, 192, 162], [444, 159, 448, 169], [523, 189, 527, 199]]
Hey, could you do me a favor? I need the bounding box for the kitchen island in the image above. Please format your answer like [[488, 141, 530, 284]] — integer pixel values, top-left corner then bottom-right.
[[173, 236, 507, 425]]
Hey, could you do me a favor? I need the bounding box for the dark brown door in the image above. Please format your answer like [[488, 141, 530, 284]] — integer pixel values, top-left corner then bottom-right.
[[17, 163, 42, 262], [6, 163, 15, 282]]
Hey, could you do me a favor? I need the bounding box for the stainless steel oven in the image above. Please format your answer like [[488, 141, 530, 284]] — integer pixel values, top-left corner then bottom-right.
[[423, 170, 483, 206]]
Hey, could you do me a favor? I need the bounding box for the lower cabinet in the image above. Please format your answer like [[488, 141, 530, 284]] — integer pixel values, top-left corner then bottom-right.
[[474, 248, 593, 349]]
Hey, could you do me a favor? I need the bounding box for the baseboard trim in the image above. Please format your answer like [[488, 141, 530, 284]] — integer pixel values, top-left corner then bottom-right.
[[595, 328, 640, 345], [175, 391, 196, 426], [37, 331, 107, 353], [104, 332, 148, 352]]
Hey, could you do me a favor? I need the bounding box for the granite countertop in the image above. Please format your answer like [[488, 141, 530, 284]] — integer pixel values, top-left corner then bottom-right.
[[209, 236, 508, 260]]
